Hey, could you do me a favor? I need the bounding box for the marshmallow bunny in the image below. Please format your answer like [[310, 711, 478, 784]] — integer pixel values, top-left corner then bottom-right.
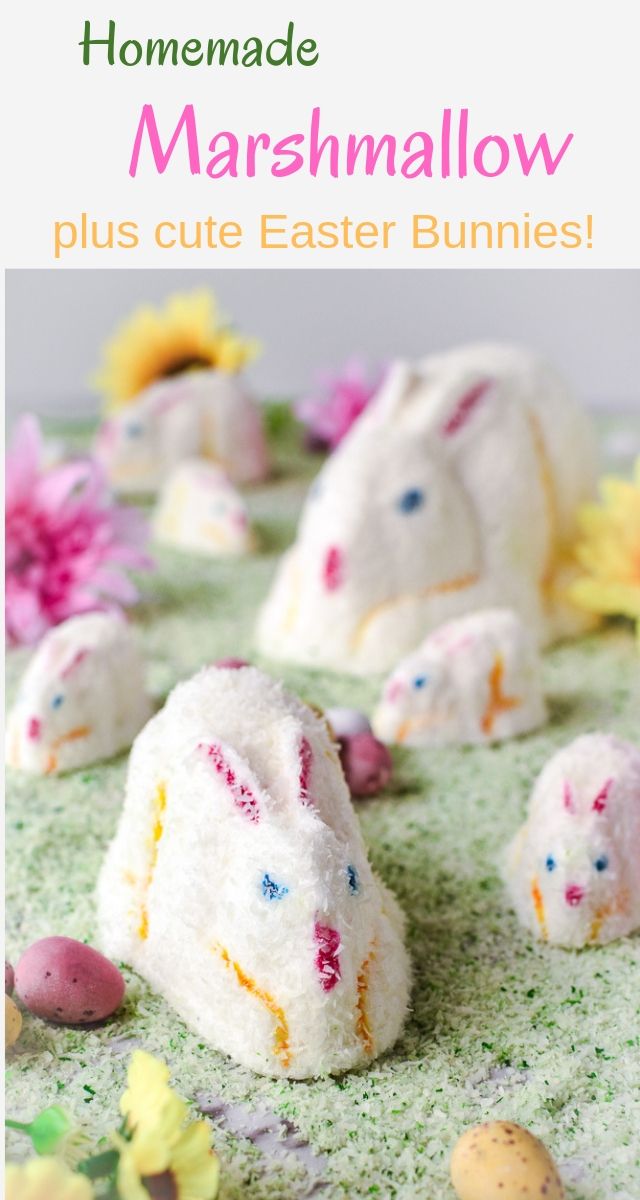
[[505, 734, 640, 947], [373, 609, 547, 746], [257, 343, 597, 675], [95, 369, 269, 495], [5, 613, 152, 775], [152, 459, 255, 557], [97, 665, 410, 1078]]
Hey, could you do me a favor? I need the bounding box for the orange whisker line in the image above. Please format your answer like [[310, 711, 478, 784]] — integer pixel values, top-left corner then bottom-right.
[[351, 573, 479, 650], [138, 781, 167, 941], [480, 654, 521, 735], [52, 725, 91, 749], [530, 875, 548, 940], [588, 888, 630, 943], [213, 944, 291, 1068], [355, 945, 376, 1055]]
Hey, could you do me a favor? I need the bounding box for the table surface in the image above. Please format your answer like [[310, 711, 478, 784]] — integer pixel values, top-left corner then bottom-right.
[[5, 412, 640, 1200]]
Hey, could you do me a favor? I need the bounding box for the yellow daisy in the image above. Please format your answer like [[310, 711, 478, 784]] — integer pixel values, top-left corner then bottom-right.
[[94, 290, 259, 413], [120, 1051, 187, 1140], [116, 1119, 220, 1200], [570, 457, 640, 643], [5, 1157, 94, 1200]]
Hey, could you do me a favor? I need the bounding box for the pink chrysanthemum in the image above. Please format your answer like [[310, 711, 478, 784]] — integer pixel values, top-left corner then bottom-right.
[[295, 359, 386, 451], [5, 416, 153, 646]]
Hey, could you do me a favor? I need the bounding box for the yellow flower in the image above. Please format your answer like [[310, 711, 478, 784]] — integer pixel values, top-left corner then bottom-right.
[[570, 458, 640, 643], [5, 1157, 94, 1200], [120, 1051, 187, 1141], [116, 1119, 220, 1200], [94, 290, 260, 413]]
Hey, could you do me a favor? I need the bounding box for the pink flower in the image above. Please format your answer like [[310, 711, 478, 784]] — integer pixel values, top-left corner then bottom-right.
[[5, 416, 154, 646], [295, 359, 386, 451]]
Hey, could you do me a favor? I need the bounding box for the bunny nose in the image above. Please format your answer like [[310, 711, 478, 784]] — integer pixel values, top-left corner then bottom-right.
[[27, 717, 42, 741], [565, 884, 585, 907], [322, 546, 344, 592]]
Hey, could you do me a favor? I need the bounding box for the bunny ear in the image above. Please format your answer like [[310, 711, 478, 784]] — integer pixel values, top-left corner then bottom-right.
[[60, 648, 91, 679], [195, 739, 264, 824], [364, 361, 430, 426], [563, 780, 576, 813], [438, 376, 496, 439], [592, 778, 613, 812]]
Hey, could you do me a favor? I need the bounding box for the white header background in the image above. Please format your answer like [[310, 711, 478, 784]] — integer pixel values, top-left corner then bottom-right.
[[3, 0, 640, 267]]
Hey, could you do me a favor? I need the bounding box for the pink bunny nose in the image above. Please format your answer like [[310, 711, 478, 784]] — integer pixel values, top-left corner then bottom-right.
[[27, 717, 42, 741], [565, 884, 585, 907], [322, 546, 344, 592]]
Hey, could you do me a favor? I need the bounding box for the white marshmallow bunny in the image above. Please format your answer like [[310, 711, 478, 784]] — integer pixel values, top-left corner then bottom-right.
[[97, 665, 410, 1079], [5, 612, 152, 775], [373, 609, 547, 746], [505, 734, 640, 947], [152, 459, 255, 557], [257, 343, 597, 675], [95, 369, 269, 495]]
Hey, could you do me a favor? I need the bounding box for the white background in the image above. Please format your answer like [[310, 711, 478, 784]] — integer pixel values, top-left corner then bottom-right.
[[3, 0, 640, 267], [5, 269, 639, 418]]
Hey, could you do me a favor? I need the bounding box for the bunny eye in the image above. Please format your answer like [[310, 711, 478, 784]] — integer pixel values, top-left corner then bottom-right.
[[126, 422, 143, 438], [413, 675, 429, 690], [594, 855, 609, 872], [51, 693, 65, 709], [545, 855, 556, 872], [397, 487, 426, 514], [346, 864, 360, 895]]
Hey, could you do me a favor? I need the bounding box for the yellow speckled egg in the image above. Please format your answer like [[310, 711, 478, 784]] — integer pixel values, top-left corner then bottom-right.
[[451, 1121, 564, 1200], [5, 994, 22, 1048]]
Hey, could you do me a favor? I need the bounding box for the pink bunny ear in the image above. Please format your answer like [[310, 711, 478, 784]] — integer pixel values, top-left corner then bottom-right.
[[60, 648, 90, 679], [440, 378, 494, 438], [196, 741, 262, 823], [298, 736, 313, 806], [592, 778, 613, 812], [563, 780, 576, 813]]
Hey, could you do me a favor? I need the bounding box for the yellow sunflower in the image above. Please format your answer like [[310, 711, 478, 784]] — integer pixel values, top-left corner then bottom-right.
[[5, 1157, 94, 1200], [116, 1118, 220, 1200], [94, 290, 259, 414], [570, 457, 640, 644]]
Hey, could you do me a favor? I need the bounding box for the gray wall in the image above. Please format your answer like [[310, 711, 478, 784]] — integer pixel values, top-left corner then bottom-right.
[[5, 270, 640, 420]]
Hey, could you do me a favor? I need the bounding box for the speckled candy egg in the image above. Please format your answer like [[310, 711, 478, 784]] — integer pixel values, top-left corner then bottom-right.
[[5, 960, 14, 995], [15, 937, 125, 1025], [339, 731, 393, 797], [5, 995, 22, 1047], [451, 1121, 564, 1200]]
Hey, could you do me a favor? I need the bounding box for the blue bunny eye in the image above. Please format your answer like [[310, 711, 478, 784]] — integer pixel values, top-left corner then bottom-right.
[[398, 487, 426, 514], [594, 855, 609, 872], [126, 422, 143, 438], [545, 855, 556, 872], [346, 864, 360, 895], [51, 694, 65, 709], [413, 675, 429, 690]]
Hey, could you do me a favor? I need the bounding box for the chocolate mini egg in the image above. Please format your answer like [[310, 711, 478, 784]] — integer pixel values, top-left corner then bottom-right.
[[339, 731, 393, 797], [451, 1121, 564, 1200], [5, 995, 22, 1047], [326, 706, 372, 739], [15, 937, 125, 1025], [5, 960, 14, 995]]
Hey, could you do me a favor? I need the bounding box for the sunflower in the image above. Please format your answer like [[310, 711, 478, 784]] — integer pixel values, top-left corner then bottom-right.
[[570, 457, 640, 644], [116, 1117, 220, 1200], [5, 1157, 94, 1200], [94, 290, 259, 414]]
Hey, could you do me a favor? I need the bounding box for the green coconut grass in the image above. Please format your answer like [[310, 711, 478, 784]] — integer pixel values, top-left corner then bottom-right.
[[5, 412, 640, 1200]]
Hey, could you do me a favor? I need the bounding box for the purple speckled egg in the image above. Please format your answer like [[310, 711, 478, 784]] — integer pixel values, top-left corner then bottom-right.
[[5, 960, 14, 995], [339, 732, 393, 798], [15, 937, 125, 1025]]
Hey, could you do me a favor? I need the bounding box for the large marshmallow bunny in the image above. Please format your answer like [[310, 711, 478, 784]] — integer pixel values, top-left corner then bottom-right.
[[6, 613, 152, 775], [505, 734, 640, 948], [152, 459, 255, 557], [373, 609, 547, 746], [95, 369, 269, 495], [98, 665, 410, 1079], [257, 344, 597, 675]]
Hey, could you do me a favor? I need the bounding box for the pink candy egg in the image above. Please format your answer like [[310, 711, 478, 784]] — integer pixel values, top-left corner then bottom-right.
[[5, 960, 14, 995], [339, 731, 393, 797], [15, 937, 125, 1025]]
